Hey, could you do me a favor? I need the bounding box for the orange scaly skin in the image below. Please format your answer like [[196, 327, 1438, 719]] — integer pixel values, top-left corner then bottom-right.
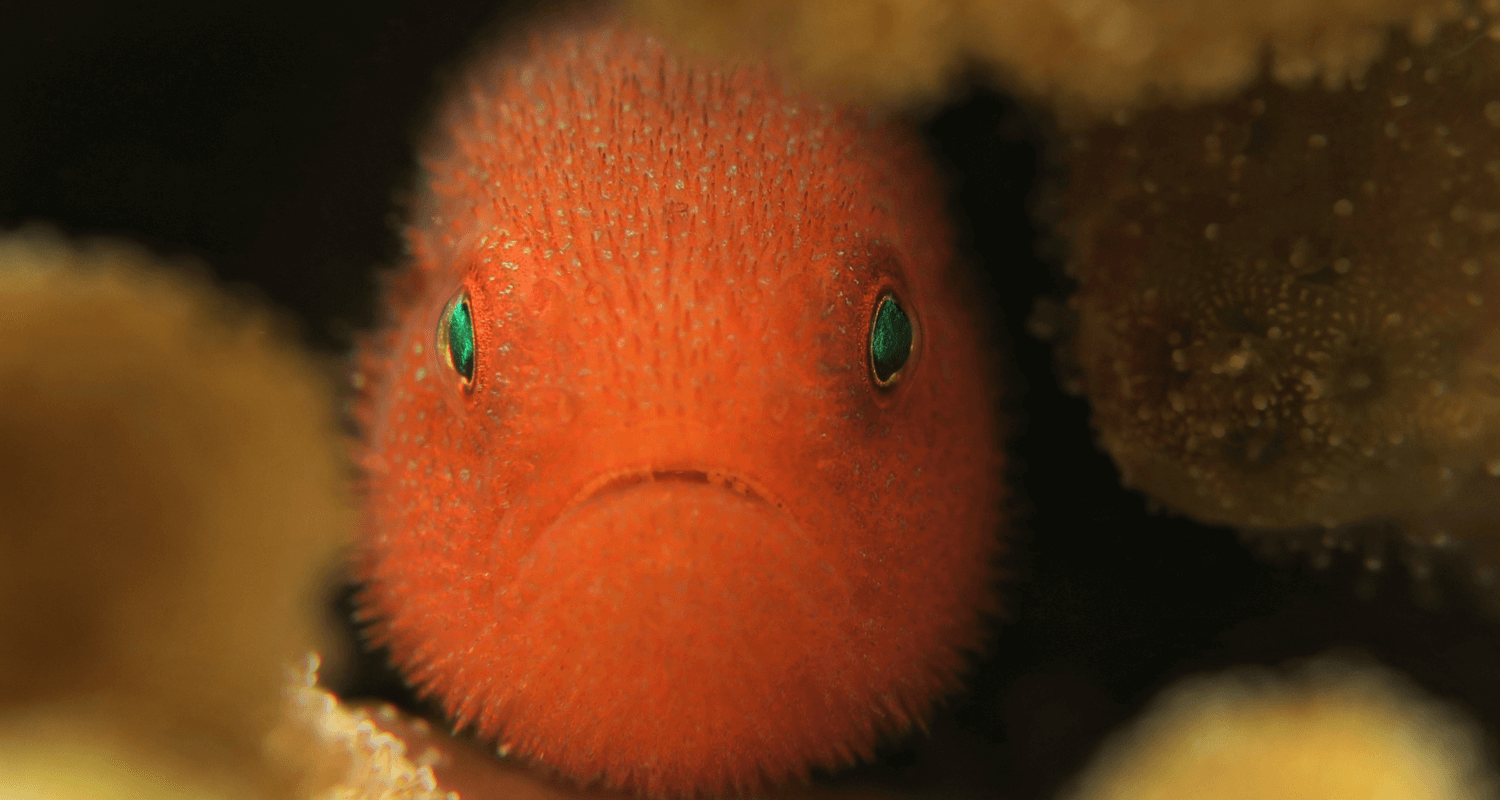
[[355, 15, 1004, 798]]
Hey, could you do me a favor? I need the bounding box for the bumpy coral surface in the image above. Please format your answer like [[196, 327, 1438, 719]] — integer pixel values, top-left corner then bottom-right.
[[1064, 656, 1497, 800], [269, 655, 457, 800], [1062, 8, 1500, 581], [355, 14, 1004, 798], [629, 0, 1458, 115]]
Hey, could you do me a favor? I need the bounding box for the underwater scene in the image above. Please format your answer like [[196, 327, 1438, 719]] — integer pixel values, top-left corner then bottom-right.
[[3, 0, 1499, 798]]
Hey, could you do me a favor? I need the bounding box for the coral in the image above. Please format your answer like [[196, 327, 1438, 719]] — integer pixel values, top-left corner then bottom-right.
[[626, 0, 1459, 116], [1, 656, 461, 800], [1063, 656, 1498, 800], [0, 229, 351, 798], [269, 655, 457, 800], [0, 710, 253, 800], [1059, 8, 1500, 585]]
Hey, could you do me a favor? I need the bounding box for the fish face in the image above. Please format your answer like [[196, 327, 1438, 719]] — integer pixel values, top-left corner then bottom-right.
[[356, 19, 1003, 798]]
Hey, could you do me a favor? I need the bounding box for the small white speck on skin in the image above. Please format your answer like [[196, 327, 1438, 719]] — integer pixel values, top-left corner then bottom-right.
[[1308, 134, 1328, 148], [1204, 223, 1220, 240], [1333, 199, 1354, 216], [1333, 258, 1352, 274]]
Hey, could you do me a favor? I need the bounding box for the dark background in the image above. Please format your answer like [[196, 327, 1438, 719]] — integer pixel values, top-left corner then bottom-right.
[[4, 1, 1498, 797]]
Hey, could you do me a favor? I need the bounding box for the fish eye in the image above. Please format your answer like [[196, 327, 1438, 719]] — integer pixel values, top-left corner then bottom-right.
[[869, 292, 913, 387], [439, 291, 476, 386]]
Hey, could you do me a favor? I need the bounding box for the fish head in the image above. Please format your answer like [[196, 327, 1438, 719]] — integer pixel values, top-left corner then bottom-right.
[[357, 22, 1003, 797]]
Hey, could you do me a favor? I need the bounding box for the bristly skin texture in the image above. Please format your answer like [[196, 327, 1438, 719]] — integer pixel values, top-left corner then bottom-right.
[[354, 12, 1004, 798]]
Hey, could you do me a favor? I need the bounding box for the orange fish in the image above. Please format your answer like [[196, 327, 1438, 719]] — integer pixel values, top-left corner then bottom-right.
[[354, 14, 1004, 798]]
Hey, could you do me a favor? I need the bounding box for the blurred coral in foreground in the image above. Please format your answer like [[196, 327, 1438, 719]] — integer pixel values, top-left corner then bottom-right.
[[0, 230, 351, 799], [1064, 656, 1498, 800], [627, 0, 1459, 115]]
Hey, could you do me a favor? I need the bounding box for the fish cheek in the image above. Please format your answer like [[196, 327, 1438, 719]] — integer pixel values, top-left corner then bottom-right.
[[806, 303, 924, 545], [426, 278, 562, 585], [798, 254, 930, 510]]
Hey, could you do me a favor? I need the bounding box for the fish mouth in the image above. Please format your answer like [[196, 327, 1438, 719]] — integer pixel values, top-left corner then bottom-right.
[[516, 463, 800, 589], [518, 463, 805, 600], [559, 467, 783, 519]]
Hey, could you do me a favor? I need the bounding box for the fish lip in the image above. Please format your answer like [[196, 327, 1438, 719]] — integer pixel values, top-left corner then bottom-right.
[[555, 466, 787, 523]]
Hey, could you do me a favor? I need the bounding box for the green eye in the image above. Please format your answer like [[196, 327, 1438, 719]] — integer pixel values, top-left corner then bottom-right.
[[440, 292, 475, 385], [869, 292, 913, 387]]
